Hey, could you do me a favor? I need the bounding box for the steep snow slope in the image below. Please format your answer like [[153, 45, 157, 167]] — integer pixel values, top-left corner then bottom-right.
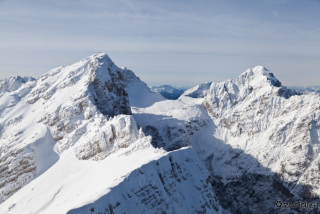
[[150, 85, 188, 100], [0, 53, 223, 214], [126, 78, 165, 108], [0, 145, 163, 214], [0, 147, 222, 214], [68, 148, 222, 214]]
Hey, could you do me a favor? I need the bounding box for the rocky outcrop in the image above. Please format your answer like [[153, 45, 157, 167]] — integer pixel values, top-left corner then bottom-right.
[[0, 145, 36, 203]]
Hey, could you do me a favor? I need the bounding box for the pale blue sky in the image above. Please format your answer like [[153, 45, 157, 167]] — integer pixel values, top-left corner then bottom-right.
[[0, 0, 319, 87]]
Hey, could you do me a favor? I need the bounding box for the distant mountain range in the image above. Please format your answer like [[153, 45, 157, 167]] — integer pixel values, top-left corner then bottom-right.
[[288, 85, 320, 93], [149, 85, 188, 100], [150, 83, 213, 100]]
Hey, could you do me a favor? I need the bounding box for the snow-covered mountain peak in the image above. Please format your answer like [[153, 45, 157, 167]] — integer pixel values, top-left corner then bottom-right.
[[182, 82, 212, 98], [237, 65, 282, 88], [0, 76, 35, 94], [243, 65, 268, 76], [199, 66, 320, 212], [251, 65, 268, 73], [204, 66, 301, 120], [84, 52, 113, 64], [0, 53, 159, 203]]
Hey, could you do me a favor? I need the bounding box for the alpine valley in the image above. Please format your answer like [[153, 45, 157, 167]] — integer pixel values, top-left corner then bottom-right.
[[0, 53, 319, 214]]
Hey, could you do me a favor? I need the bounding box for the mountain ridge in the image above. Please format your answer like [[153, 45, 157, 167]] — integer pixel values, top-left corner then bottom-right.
[[0, 53, 319, 213]]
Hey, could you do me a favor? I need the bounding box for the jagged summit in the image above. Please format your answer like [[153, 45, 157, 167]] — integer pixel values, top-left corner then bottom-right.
[[180, 66, 283, 101], [204, 66, 299, 117], [29, 52, 134, 117], [237, 65, 282, 88], [83, 52, 113, 63]]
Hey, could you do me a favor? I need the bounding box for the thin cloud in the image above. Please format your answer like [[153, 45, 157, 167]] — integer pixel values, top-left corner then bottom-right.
[[0, 0, 319, 86]]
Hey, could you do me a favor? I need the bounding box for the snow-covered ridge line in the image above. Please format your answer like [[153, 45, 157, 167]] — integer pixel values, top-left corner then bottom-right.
[[67, 147, 222, 214]]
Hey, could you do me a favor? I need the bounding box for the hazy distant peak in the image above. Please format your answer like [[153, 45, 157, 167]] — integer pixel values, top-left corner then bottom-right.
[[150, 85, 188, 100], [0, 75, 35, 93], [182, 82, 212, 98]]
